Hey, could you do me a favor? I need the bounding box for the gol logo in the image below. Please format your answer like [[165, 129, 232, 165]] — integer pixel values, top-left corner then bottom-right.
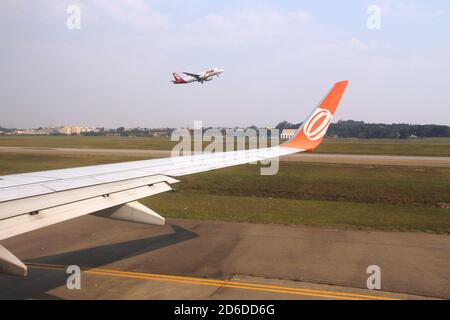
[[303, 108, 333, 141]]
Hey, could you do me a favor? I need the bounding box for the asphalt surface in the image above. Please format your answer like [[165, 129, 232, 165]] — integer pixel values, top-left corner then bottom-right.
[[0, 146, 449, 167], [0, 216, 448, 299]]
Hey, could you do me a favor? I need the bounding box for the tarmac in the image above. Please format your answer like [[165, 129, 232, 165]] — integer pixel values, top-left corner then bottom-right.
[[0, 216, 448, 300]]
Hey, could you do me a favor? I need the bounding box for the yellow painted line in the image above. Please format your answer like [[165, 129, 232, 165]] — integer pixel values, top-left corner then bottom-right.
[[28, 263, 361, 300], [81, 268, 394, 300], [26, 262, 399, 300]]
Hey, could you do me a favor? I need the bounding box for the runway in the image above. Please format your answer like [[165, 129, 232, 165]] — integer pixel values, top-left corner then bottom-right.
[[0, 216, 447, 299], [0, 146, 449, 167]]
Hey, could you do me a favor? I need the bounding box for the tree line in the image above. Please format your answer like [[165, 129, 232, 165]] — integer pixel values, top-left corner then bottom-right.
[[276, 120, 450, 139]]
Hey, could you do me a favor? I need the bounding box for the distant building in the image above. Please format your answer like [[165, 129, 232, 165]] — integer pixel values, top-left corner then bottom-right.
[[72, 127, 82, 135], [148, 128, 170, 137], [57, 127, 72, 135], [280, 129, 296, 139], [15, 129, 42, 135], [57, 126, 96, 135]]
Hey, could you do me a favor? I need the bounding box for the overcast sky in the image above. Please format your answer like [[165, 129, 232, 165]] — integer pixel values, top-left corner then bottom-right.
[[0, 0, 449, 128]]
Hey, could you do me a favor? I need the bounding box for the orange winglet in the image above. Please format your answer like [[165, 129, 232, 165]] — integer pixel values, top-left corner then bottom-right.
[[282, 80, 349, 151]]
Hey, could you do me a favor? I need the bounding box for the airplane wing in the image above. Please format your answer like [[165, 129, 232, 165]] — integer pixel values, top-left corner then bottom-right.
[[182, 72, 201, 80], [0, 81, 348, 276]]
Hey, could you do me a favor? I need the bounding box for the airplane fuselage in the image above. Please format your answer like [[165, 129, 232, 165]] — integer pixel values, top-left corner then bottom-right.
[[198, 68, 224, 81]]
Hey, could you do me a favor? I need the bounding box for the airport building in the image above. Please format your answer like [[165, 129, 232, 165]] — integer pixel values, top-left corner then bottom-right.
[[57, 126, 97, 135], [280, 129, 296, 139]]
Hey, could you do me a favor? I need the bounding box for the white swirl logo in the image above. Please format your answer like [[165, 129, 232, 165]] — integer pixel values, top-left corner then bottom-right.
[[303, 108, 333, 141]]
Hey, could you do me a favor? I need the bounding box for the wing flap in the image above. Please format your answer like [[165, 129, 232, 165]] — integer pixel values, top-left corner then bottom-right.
[[0, 175, 179, 220], [107, 201, 165, 226], [0, 182, 173, 241]]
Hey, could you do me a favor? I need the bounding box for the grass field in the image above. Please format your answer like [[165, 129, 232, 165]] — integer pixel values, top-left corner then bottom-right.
[[1, 152, 449, 233], [316, 138, 450, 156], [1, 135, 450, 156], [0, 153, 150, 175], [144, 193, 450, 233], [0, 136, 174, 150]]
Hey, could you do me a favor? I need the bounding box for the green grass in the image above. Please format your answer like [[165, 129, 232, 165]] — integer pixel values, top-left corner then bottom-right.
[[0, 136, 175, 150], [1, 136, 450, 156], [143, 193, 450, 233], [0, 153, 149, 175], [314, 138, 450, 157], [167, 163, 450, 207], [1, 152, 449, 233]]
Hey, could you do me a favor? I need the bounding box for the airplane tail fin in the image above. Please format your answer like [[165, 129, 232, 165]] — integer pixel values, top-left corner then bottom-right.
[[172, 72, 186, 84], [282, 80, 349, 151]]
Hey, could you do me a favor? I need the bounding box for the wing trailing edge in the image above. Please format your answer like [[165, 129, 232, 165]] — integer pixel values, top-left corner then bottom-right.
[[0, 181, 175, 243]]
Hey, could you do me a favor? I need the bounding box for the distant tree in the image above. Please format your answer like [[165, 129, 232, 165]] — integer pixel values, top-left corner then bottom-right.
[[275, 121, 302, 131], [275, 121, 291, 131], [116, 127, 126, 136], [314, 120, 449, 139]]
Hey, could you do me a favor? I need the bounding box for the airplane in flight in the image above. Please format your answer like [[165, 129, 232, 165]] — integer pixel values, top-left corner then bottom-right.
[[172, 67, 224, 84], [0, 81, 348, 276]]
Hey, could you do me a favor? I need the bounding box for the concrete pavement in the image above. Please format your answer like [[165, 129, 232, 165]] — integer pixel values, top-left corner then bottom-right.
[[0, 216, 448, 299]]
